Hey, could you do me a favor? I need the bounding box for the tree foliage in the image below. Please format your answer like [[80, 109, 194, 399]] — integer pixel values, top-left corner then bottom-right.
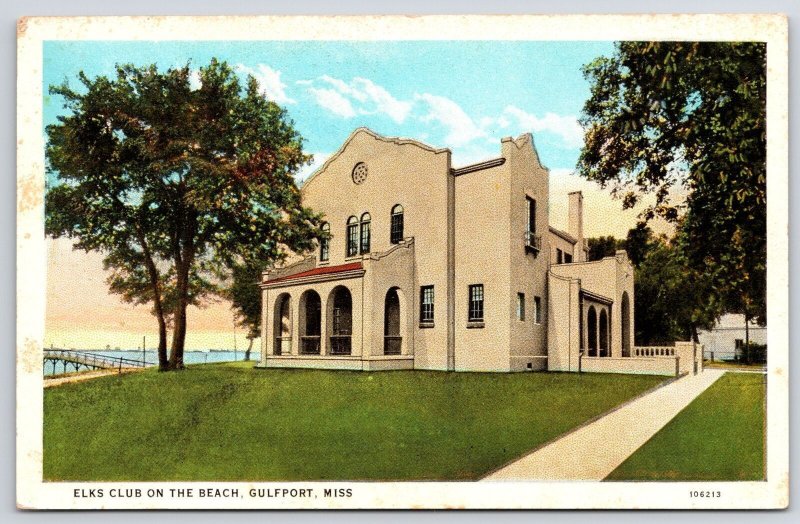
[[586, 235, 623, 262], [46, 60, 322, 370], [579, 42, 766, 325]]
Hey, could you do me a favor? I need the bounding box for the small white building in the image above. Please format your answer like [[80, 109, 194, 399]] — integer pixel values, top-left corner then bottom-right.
[[698, 314, 767, 361]]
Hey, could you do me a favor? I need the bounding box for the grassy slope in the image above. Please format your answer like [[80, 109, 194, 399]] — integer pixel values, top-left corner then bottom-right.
[[606, 372, 765, 481], [44, 363, 663, 481]]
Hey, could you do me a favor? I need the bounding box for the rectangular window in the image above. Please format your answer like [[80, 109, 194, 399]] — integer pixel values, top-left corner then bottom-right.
[[564, 252, 573, 264], [390, 211, 404, 244], [360, 221, 371, 254], [320, 238, 329, 262], [526, 196, 536, 233], [468, 284, 484, 322], [420, 286, 434, 323], [557, 248, 564, 264], [516, 293, 525, 321], [346, 223, 358, 257], [534, 296, 542, 324]]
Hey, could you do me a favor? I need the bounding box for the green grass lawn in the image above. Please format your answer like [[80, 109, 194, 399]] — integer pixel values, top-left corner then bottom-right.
[[44, 362, 664, 481], [605, 372, 765, 481], [704, 360, 766, 371]]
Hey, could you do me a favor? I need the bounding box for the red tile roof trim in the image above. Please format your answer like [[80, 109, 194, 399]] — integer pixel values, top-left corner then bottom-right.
[[265, 262, 363, 285]]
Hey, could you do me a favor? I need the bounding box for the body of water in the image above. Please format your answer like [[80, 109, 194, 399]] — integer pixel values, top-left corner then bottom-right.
[[43, 350, 260, 376]]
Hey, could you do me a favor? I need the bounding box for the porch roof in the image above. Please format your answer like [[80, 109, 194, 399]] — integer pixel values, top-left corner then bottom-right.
[[264, 261, 364, 285]]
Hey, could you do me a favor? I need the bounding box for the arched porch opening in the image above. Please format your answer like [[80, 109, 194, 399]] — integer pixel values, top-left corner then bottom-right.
[[273, 293, 292, 355], [599, 309, 609, 357], [621, 292, 631, 357], [328, 286, 353, 355], [299, 290, 321, 355], [587, 306, 598, 357], [384, 287, 402, 355]]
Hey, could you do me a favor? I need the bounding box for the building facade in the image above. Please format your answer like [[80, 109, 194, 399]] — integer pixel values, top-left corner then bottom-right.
[[697, 313, 767, 361], [258, 128, 640, 372]]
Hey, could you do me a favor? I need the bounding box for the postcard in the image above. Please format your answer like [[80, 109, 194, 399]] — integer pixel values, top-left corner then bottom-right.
[[17, 14, 788, 509]]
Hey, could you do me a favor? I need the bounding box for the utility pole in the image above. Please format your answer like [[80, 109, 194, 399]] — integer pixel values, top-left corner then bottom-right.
[[142, 335, 146, 367]]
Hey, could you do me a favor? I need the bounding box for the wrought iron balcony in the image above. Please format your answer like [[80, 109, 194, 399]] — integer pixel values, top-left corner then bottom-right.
[[524, 231, 542, 253]]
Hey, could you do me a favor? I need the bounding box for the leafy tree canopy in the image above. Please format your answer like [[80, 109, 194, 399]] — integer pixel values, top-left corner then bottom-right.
[[579, 42, 766, 324], [46, 59, 322, 370]]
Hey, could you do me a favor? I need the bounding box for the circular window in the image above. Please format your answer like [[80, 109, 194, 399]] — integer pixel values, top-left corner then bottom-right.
[[352, 162, 368, 185]]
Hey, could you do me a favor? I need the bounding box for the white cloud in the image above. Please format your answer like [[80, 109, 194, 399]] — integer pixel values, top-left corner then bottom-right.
[[414, 93, 486, 147], [307, 75, 411, 124], [502, 106, 584, 149], [307, 88, 356, 118], [351, 78, 411, 123], [295, 152, 332, 184], [236, 63, 296, 105], [320, 75, 368, 102]]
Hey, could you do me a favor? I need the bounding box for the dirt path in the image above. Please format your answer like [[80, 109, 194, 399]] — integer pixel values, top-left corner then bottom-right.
[[483, 369, 725, 481], [44, 368, 143, 388]]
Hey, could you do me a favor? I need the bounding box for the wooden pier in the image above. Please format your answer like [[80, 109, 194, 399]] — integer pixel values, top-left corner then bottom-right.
[[43, 349, 154, 375]]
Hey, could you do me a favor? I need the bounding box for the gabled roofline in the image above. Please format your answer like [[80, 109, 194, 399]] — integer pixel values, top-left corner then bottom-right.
[[501, 132, 549, 171], [548, 226, 577, 245], [301, 127, 451, 191]]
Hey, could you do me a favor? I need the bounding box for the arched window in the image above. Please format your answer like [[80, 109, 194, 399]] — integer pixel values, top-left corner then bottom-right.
[[329, 286, 353, 355], [360, 212, 371, 254], [273, 294, 292, 355], [621, 292, 631, 357], [319, 222, 330, 262], [299, 290, 321, 355], [587, 306, 597, 357], [346, 216, 358, 257], [390, 204, 404, 244], [599, 309, 609, 357]]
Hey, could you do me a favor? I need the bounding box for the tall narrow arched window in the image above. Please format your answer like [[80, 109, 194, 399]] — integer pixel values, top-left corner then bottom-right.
[[390, 204, 404, 244], [319, 222, 330, 262], [360, 212, 371, 254], [346, 216, 358, 257]]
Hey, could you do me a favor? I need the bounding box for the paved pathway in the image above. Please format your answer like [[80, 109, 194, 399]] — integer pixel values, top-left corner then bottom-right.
[[483, 369, 726, 481]]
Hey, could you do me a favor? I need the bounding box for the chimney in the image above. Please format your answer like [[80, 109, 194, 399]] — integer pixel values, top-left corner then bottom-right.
[[568, 191, 585, 262]]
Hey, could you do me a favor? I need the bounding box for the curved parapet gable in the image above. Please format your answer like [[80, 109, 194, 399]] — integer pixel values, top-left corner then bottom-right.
[[301, 127, 451, 194]]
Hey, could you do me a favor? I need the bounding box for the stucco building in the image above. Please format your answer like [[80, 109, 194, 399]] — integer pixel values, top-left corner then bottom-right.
[[258, 128, 695, 375]]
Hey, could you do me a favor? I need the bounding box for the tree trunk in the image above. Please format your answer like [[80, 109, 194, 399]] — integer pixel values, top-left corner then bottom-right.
[[690, 322, 700, 343], [169, 261, 189, 370], [138, 233, 170, 371], [244, 337, 254, 361]]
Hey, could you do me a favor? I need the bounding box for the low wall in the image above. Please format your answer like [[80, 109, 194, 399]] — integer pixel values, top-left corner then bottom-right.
[[675, 341, 704, 375], [261, 355, 414, 371], [581, 356, 678, 376]]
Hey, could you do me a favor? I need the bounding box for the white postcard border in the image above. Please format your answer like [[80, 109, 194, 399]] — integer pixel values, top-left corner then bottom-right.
[[16, 14, 789, 510]]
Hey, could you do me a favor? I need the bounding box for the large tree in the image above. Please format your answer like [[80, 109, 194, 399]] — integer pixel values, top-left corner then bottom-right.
[[46, 60, 322, 370], [578, 42, 767, 326]]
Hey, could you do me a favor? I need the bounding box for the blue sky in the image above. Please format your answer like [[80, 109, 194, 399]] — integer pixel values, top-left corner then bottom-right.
[[43, 40, 614, 179], [44, 39, 671, 349]]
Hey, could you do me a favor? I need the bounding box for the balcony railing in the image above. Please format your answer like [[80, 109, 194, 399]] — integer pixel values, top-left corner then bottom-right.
[[329, 335, 352, 355], [384, 336, 402, 355], [634, 346, 676, 357], [524, 231, 542, 253], [300, 336, 321, 355], [274, 336, 292, 356]]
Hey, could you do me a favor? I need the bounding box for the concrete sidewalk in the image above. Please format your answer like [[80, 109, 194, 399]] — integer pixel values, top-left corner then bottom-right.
[[483, 369, 725, 481]]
